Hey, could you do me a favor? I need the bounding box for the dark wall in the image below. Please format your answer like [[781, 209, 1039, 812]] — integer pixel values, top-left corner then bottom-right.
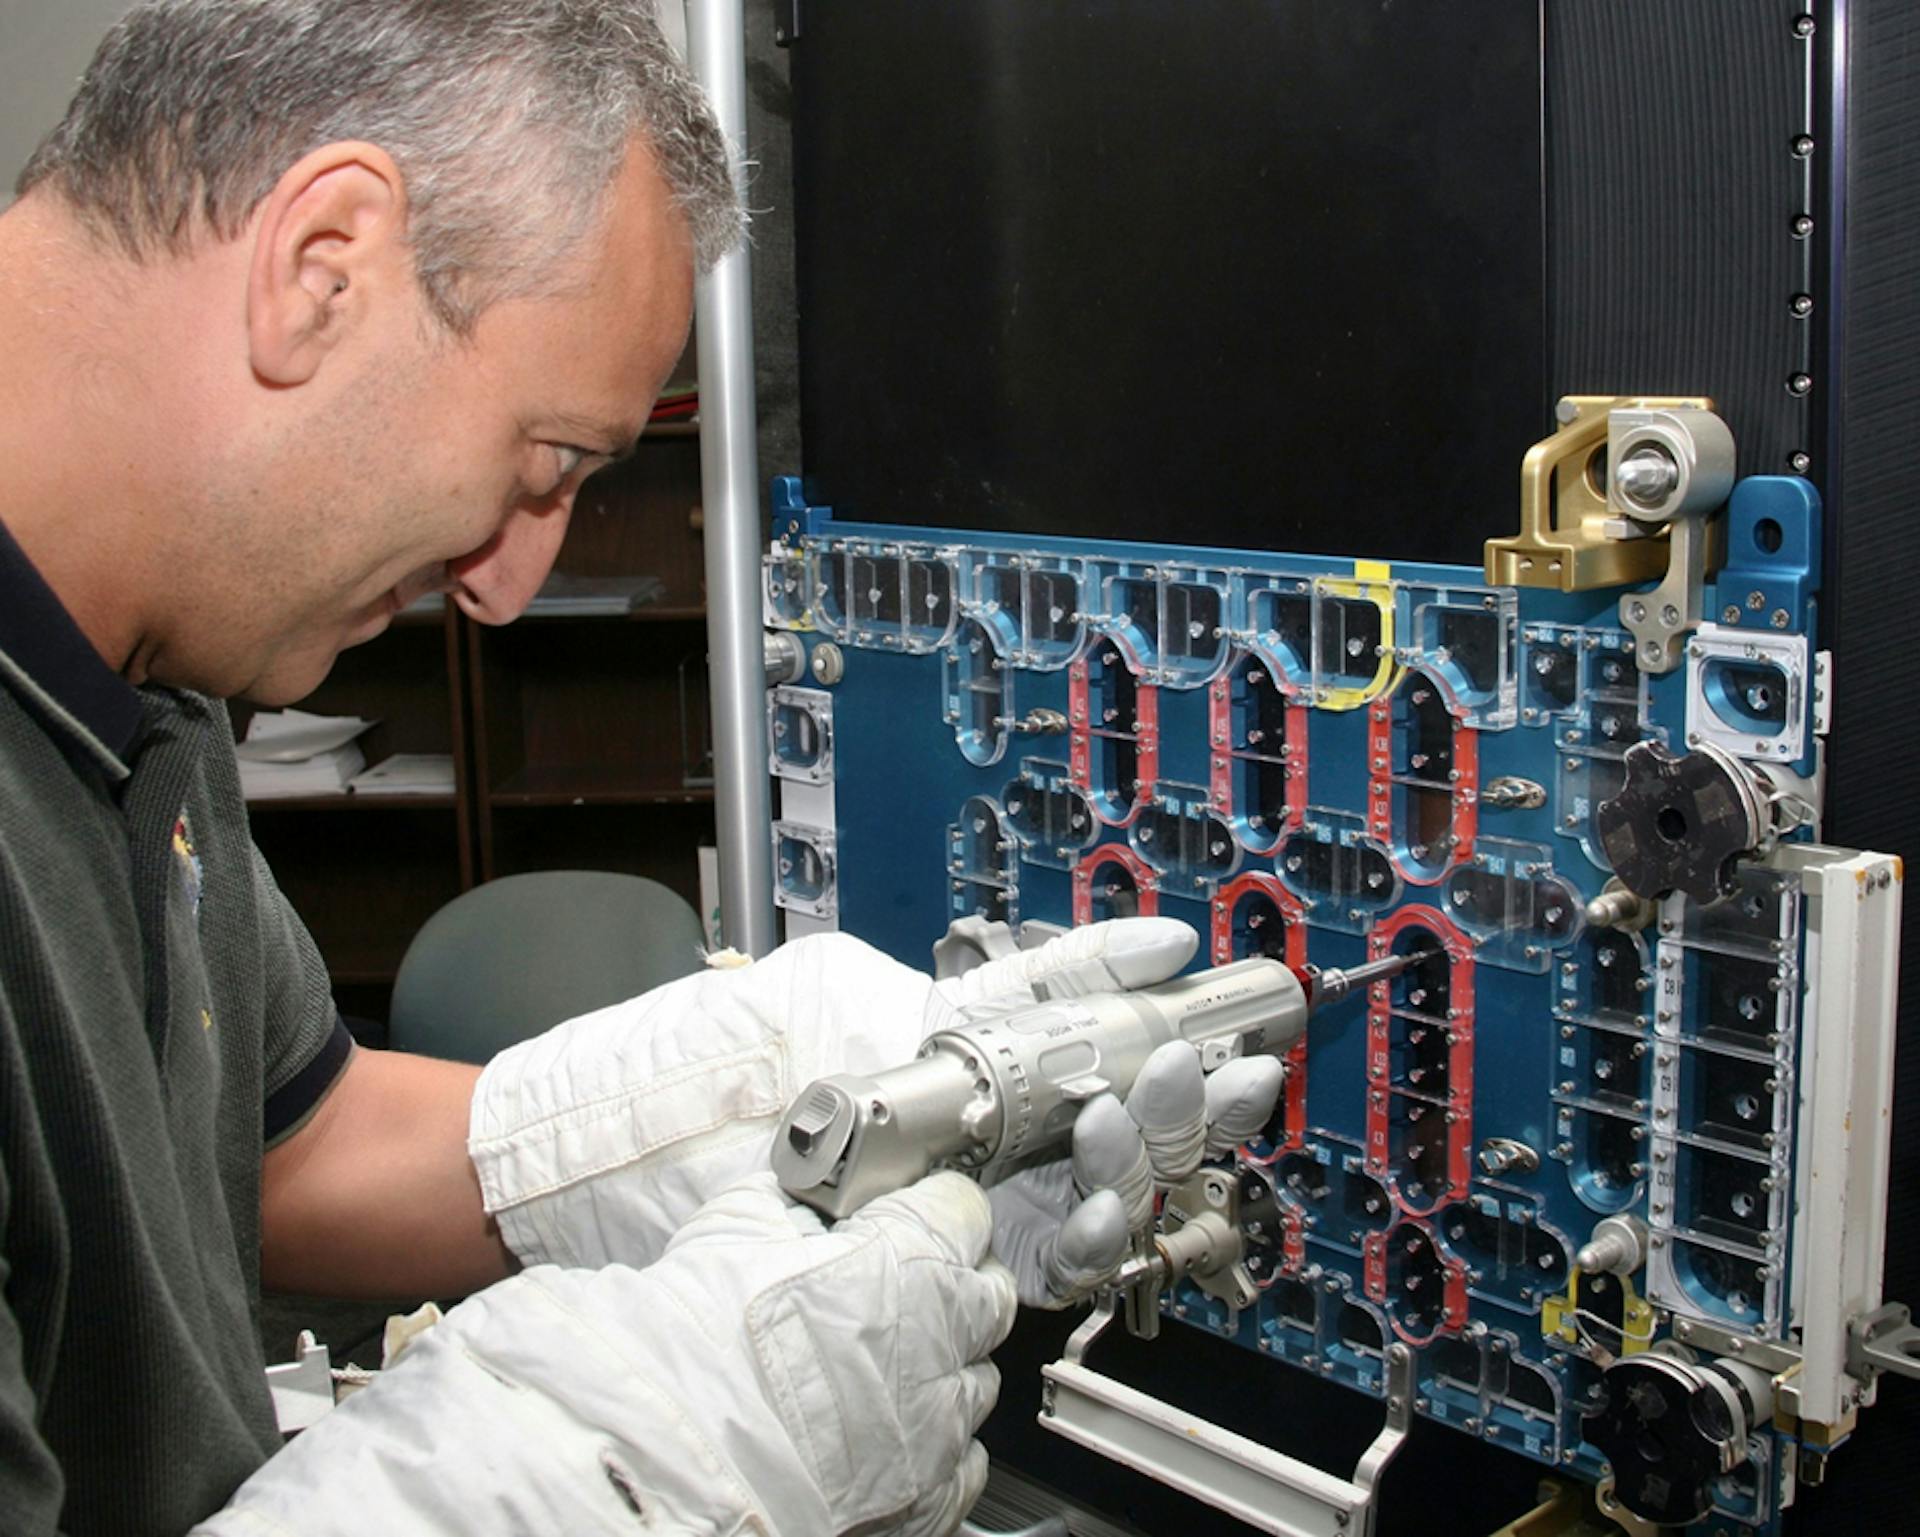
[[790, 0, 1545, 565]]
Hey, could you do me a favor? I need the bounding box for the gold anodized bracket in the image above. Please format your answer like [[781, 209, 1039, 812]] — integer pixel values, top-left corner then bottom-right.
[[1484, 396, 1714, 592]]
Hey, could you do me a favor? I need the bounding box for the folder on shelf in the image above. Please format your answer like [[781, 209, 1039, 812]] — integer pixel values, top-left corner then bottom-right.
[[347, 754, 456, 797]]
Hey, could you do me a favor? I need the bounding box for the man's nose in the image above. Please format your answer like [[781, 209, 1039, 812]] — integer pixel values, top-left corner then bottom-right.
[[449, 500, 575, 625]]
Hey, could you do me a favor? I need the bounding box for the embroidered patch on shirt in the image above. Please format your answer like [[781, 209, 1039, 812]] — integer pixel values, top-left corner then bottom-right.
[[172, 810, 204, 916]]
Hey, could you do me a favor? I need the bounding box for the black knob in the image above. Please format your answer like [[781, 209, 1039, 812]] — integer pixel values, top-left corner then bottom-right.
[[1582, 1354, 1751, 1525]]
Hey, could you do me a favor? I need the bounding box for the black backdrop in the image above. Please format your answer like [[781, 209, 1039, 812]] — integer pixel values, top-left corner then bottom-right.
[[785, 2, 1918, 1530]]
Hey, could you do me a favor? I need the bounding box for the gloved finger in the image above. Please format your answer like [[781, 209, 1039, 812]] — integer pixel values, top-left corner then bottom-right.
[[887, 1250, 1015, 1388], [1071, 1093, 1153, 1229], [1125, 1040, 1207, 1183], [1037, 1187, 1129, 1307], [851, 1169, 996, 1269], [663, 1170, 826, 1254], [942, 916, 1199, 1013], [984, 1153, 1075, 1215], [958, 1360, 1001, 1435], [1203, 1056, 1287, 1157], [986, 1173, 1064, 1295], [968, 1258, 1019, 1356], [898, 1441, 993, 1537], [917, 1251, 1021, 1358], [956, 1440, 992, 1524]]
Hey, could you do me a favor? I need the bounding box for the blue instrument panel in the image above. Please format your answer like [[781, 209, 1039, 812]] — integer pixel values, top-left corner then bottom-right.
[[763, 471, 1829, 1536]]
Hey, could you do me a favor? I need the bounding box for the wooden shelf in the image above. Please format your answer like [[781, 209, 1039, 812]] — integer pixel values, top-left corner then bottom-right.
[[513, 604, 708, 625], [327, 963, 403, 987], [247, 793, 459, 812], [490, 763, 715, 806], [642, 419, 699, 440]]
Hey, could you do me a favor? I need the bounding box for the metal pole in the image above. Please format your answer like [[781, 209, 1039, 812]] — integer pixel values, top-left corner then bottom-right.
[[685, 0, 776, 956]]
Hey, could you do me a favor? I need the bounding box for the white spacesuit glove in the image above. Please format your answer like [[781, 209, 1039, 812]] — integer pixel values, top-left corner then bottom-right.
[[197, 1172, 1016, 1537], [467, 917, 1199, 1275], [985, 1042, 1285, 1308]]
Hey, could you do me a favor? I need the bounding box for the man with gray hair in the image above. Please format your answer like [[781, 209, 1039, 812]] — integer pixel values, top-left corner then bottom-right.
[[0, 2, 1035, 1531]]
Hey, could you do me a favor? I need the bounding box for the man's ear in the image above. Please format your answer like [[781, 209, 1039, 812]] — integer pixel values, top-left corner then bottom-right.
[[246, 142, 409, 387]]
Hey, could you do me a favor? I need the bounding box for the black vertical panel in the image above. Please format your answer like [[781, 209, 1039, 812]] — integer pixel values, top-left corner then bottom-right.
[[1546, 0, 1814, 473], [791, 1, 1546, 563]]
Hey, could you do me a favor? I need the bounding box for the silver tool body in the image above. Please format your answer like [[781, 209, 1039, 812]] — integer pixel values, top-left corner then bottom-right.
[[774, 951, 1425, 1218]]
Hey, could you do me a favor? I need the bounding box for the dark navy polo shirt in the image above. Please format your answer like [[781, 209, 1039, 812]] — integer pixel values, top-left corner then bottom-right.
[[0, 516, 351, 1534]]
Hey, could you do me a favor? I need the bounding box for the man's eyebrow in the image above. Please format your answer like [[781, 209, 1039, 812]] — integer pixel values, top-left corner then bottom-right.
[[551, 413, 644, 461]]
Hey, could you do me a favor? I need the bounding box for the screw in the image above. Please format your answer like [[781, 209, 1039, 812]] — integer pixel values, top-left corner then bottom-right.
[[1790, 451, 1812, 474], [1792, 213, 1816, 238], [1794, 12, 1816, 35], [1771, 609, 1791, 629], [1722, 605, 1742, 623], [1790, 293, 1815, 317], [1792, 134, 1816, 158], [1788, 373, 1814, 396]]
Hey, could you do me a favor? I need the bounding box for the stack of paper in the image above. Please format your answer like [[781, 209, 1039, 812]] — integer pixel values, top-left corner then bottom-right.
[[348, 754, 456, 797], [526, 573, 667, 616], [236, 710, 372, 800]]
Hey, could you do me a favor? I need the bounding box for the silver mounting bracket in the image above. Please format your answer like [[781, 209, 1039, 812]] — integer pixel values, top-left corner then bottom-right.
[[1848, 1303, 1920, 1385], [1619, 508, 1712, 675], [1040, 1303, 1413, 1537], [1611, 406, 1735, 674]]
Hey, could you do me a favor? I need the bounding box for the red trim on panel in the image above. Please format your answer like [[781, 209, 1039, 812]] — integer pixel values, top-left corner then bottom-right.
[[1209, 675, 1232, 813], [1452, 724, 1480, 863], [1068, 660, 1091, 791], [1135, 682, 1160, 805], [1072, 844, 1160, 925], [1442, 1250, 1470, 1336], [1367, 905, 1476, 1213], [1215, 663, 1308, 842], [1285, 702, 1311, 827], [1375, 679, 1481, 882], [1212, 872, 1311, 1151], [1363, 1231, 1387, 1306], [1282, 1207, 1308, 1276], [1078, 648, 1153, 830], [1368, 699, 1394, 846]]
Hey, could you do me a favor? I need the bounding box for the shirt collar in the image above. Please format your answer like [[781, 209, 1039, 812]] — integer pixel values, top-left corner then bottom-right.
[[0, 515, 147, 777]]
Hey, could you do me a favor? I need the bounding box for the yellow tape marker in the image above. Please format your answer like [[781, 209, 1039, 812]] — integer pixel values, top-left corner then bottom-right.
[[1313, 560, 1400, 710]]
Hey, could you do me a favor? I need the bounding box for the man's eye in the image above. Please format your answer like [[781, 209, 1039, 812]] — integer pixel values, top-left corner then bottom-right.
[[551, 445, 589, 481]]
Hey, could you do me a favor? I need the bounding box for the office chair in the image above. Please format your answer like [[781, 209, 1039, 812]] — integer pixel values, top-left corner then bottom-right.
[[387, 870, 709, 1064]]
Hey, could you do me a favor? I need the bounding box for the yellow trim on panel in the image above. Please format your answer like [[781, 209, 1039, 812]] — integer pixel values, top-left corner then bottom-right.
[[1313, 570, 1401, 711], [1541, 1270, 1654, 1356]]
